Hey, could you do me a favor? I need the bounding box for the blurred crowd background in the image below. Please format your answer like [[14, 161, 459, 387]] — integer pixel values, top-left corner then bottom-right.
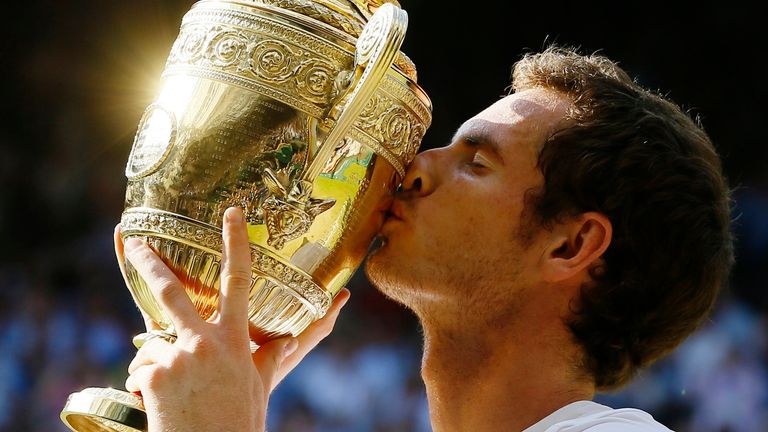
[[1, 1, 765, 431]]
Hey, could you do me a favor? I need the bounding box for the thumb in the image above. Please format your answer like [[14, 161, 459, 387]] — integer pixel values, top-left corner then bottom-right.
[[251, 336, 299, 393]]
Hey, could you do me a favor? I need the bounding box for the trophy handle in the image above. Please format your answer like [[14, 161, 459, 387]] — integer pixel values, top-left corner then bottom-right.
[[301, 2, 408, 181]]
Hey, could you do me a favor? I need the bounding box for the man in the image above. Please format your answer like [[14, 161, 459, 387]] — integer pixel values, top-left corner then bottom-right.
[[119, 47, 733, 431]]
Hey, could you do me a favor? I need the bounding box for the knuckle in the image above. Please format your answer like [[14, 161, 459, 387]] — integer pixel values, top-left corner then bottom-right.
[[269, 351, 282, 373], [222, 270, 252, 288], [320, 323, 334, 338], [165, 349, 185, 368], [154, 278, 181, 300], [186, 334, 209, 353], [185, 333, 219, 358], [143, 367, 165, 390], [126, 365, 155, 391], [131, 246, 155, 263], [317, 316, 337, 338]]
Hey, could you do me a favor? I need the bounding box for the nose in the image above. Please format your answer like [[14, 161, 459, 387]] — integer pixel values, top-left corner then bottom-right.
[[400, 148, 437, 197]]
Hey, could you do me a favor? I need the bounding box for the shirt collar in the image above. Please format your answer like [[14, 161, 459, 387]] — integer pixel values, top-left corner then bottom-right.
[[522, 400, 612, 432]]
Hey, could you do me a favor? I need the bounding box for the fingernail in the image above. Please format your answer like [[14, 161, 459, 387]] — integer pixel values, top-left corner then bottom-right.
[[283, 338, 298, 358], [226, 207, 244, 224], [124, 238, 142, 253]]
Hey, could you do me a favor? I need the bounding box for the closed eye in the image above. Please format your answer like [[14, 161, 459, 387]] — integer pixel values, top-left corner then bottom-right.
[[469, 152, 491, 169]]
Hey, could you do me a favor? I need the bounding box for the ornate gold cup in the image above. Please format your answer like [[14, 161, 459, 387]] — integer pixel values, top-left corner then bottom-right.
[[60, 1, 431, 431]]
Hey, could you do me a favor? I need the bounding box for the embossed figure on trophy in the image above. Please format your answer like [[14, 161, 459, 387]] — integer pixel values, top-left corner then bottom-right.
[[213, 119, 337, 248], [216, 124, 309, 222], [261, 168, 335, 249]]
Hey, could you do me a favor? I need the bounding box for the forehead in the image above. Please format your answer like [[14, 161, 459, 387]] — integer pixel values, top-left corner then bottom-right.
[[457, 88, 570, 160]]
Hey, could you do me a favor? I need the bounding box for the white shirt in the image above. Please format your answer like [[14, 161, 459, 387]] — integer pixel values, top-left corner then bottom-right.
[[523, 400, 673, 432]]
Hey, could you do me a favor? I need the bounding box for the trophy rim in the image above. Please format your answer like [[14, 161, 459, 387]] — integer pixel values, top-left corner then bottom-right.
[[191, 0, 432, 109]]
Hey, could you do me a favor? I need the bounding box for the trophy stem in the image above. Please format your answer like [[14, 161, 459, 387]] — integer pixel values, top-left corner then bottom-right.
[[61, 387, 147, 432]]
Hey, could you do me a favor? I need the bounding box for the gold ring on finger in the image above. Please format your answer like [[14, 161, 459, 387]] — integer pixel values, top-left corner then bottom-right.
[[132, 329, 178, 349]]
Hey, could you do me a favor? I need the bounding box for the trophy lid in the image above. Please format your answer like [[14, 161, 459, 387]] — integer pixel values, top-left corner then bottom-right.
[[246, 0, 418, 81], [315, 0, 401, 21]]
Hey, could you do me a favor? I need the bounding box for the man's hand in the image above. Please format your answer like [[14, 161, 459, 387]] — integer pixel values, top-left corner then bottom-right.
[[114, 207, 349, 432]]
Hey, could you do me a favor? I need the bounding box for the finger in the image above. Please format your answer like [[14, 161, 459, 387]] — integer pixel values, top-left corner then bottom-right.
[[123, 238, 202, 334], [251, 336, 299, 393], [128, 337, 174, 374], [115, 225, 160, 332], [125, 364, 157, 394], [114, 224, 130, 285], [272, 288, 350, 384], [295, 288, 350, 349], [125, 371, 141, 393], [218, 207, 252, 332]]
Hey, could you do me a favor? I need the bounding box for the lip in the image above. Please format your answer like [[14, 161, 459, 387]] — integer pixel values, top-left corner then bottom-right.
[[386, 200, 406, 222]]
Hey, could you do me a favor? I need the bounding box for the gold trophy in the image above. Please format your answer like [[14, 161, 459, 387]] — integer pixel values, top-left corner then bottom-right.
[[60, 1, 431, 430]]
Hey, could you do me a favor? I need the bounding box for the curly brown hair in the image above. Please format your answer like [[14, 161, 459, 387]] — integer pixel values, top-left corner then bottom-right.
[[512, 47, 734, 390]]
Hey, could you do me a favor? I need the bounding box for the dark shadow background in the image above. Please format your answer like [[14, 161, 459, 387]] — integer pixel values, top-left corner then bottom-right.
[[1, 1, 766, 431]]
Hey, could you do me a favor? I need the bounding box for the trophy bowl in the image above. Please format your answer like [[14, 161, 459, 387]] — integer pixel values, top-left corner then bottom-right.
[[61, 0, 431, 430]]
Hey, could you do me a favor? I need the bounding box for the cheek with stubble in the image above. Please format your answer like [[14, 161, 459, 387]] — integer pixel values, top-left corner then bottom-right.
[[364, 243, 416, 306]]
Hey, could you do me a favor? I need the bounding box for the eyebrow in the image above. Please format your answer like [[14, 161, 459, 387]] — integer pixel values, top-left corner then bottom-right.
[[451, 122, 505, 165]]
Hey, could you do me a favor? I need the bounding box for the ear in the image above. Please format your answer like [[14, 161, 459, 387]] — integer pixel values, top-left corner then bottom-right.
[[540, 212, 612, 283]]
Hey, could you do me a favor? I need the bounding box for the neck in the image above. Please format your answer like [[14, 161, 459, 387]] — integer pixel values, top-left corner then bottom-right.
[[416, 295, 595, 432]]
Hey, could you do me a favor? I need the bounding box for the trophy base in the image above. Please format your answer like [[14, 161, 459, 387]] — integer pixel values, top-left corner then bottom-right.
[[61, 387, 147, 432]]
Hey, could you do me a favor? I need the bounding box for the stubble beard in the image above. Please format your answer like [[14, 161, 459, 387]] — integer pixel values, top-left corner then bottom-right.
[[365, 248, 420, 309], [365, 238, 528, 336], [363, 239, 444, 318]]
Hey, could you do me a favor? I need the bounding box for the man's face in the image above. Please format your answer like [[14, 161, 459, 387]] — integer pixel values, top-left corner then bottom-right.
[[365, 88, 570, 321]]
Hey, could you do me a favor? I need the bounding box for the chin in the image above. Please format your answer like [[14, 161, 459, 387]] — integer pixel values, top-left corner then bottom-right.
[[365, 248, 407, 301], [364, 243, 392, 286]]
